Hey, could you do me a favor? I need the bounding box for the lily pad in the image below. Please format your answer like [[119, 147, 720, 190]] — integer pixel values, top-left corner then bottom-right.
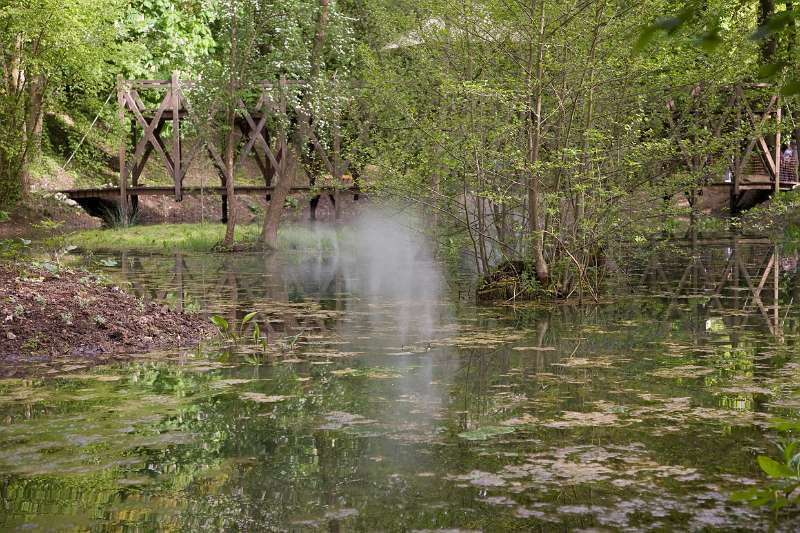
[[240, 393, 291, 403], [458, 425, 515, 441]]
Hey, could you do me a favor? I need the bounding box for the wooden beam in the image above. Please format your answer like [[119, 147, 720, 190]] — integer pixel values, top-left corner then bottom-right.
[[123, 90, 174, 176], [62, 185, 360, 198], [775, 98, 782, 195], [741, 95, 778, 177], [172, 71, 182, 200], [117, 74, 128, 223]]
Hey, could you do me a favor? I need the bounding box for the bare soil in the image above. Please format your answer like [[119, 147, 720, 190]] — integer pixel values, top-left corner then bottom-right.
[[0, 194, 101, 240], [0, 263, 212, 377]]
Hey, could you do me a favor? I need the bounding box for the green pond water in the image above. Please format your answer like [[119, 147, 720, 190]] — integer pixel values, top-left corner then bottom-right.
[[2, 233, 800, 531]]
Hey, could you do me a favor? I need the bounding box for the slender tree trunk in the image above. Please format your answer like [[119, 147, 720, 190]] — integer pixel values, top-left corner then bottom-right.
[[266, 0, 329, 244], [310, 0, 329, 81], [263, 149, 294, 249], [21, 73, 46, 196], [527, 0, 549, 283], [758, 0, 776, 60], [223, 1, 238, 247]]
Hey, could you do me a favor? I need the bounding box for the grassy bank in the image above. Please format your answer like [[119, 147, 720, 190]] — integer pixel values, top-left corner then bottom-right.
[[70, 223, 343, 253]]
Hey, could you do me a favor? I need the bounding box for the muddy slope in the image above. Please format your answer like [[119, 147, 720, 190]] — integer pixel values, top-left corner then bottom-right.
[[0, 263, 211, 374]]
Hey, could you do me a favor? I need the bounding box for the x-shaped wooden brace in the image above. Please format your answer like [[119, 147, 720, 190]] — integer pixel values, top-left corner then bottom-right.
[[179, 94, 230, 184], [295, 109, 351, 180], [734, 90, 778, 179], [236, 92, 283, 174], [122, 88, 176, 181]]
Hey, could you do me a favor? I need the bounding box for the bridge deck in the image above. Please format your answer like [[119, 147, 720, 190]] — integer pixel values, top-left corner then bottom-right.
[[707, 181, 799, 191], [61, 185, 358, 200]]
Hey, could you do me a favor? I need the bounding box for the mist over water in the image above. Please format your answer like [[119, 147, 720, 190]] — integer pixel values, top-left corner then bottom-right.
[[299, 207, 446, 348], [347, 208, 444, 345]]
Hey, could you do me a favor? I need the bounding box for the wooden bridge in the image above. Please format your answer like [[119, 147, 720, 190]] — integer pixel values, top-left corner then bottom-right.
[[61, 73, 366, 223], [667, 84, 798, 213]]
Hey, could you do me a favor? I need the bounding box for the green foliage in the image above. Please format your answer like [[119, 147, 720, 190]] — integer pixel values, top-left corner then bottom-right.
[[0, 237, 31, 260], [731, 421, 800, 511], [118, 0, 217, 79], [0, 0, 123, 207], [636, 2, 800, 95]]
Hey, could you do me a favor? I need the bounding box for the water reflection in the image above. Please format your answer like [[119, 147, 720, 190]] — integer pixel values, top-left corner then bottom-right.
[[636, 236, 799, 341]]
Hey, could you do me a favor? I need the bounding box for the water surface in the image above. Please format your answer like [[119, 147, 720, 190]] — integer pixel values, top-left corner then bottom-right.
[[1, 231, 800, 531]]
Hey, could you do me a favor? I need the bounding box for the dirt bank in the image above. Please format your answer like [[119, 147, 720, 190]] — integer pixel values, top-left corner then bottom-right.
[[0, 192, 101, 240], [0, 262, 211, 377]]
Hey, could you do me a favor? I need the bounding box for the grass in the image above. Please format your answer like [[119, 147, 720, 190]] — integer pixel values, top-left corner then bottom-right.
[[69, 222, 344, 253]]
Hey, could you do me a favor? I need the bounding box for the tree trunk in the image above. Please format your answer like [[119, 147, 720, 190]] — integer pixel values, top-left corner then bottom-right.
[[21, 73, 46, 197], [223, 1, 238, 247], [269, 0, 330, 242], [527, 0, 549, 283], [758, 0, 776, 60], [223, 106, 236, 246], [262, 149, 295, 249], [310, 0, 330, 81]]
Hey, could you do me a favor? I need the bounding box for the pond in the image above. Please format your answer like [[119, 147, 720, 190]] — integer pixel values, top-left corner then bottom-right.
[[1, 224, 800, 531]]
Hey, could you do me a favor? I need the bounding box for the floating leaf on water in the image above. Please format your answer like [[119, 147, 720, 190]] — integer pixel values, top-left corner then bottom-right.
[[544, 411, 619, 428], [331, 367, 401, 379], [513, 346, 556, 351], [449, 469, 507, 487], [457, 425, 515, 441], [324, 508, 358, 520], [211, 379, 256, 388], [716, 385, 773, 395], [93, 375, 123, 382], [552, 357, 620, 368], [479, 495, 516, 506], [318, 411, 375, 430], [650, 365, 714, 379], [240, 393, 291, 403]]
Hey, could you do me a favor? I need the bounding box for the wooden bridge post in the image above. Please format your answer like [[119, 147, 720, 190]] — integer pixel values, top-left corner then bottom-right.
[[775, 98, 782, 196], [172, 71, 182, 201], [280, 76, 287, 178], [117, 74, 129, 225], [333, 109, 342, 221], [731, 89, 740, 215]]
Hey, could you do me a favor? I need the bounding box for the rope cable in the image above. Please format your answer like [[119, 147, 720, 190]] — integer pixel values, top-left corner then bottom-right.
[[60, 90, 115, 172]]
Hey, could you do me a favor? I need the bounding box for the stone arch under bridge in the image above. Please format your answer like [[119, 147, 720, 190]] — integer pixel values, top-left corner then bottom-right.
[[68, 72, 367, 223]]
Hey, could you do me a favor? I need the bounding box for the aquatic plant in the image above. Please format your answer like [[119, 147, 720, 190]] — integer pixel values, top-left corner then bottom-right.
[[211, 311, 258, 343], [731, 420, 800, 511]]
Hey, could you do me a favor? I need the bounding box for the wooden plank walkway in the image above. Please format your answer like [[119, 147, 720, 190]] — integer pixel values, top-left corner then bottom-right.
[[707, 181, 799, 191], [61, 185, 359, 200]]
